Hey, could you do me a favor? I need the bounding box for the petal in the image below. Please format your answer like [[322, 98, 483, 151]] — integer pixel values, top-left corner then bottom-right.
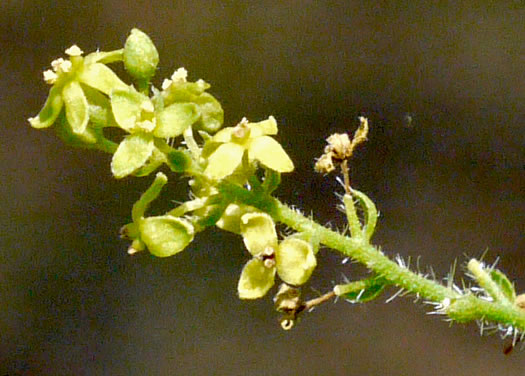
[[78, 62, 128, 95], [111, 133, 154, 178], [247, 136, 294, 172], [210, 127, 234, 143], [154, 102, 199, 138], [62, 80, 89, 134], [276, 238, 316, 286], [249, 116, 278, 137], [28, 85, 64, 129], [240, 213, 278, 256], [139, 215, 194, 257], [110, 88, 151, 132], [204, 142, 244, 180], [237, 258, 276, 299]]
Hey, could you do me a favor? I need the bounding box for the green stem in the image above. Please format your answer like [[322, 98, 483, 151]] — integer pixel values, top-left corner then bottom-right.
[[218, 181, 525, 331]]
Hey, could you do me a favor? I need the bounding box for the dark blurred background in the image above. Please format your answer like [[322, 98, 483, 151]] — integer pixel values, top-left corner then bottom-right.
[[1, 1, 524, 375]]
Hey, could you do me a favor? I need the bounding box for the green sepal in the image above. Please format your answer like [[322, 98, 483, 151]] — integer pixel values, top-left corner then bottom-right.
[[166, 149, 192, 173], [154, 102, 199, 138], [29, 85, 64, 129], [196, 199, 228, 229], [62, 80, 89, 134], [54, 113, 117, 153], [82, 84, 115, 127], [261, 168, 281, 194], [111, 133, 155, 179], [490, 268, 516, 303], [123, 28, 159, 84], [131, 172, 168, 222], [162, 80, 223, 134], [162, 80, 208, 104], [132, 148, 166, 177], [334, 276, 388, 303], [120, 221, 140, 240], [139, 215, 194, 258]]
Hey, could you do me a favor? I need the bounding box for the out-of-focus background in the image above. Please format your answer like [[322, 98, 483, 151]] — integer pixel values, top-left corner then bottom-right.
[[1, 1, 524, 374]]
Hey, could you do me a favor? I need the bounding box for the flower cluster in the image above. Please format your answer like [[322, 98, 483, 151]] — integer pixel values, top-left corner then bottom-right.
[[30, 29, 317, 301]]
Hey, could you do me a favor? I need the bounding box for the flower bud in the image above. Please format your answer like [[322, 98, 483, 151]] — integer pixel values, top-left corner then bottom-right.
[[123, 28, 159, 83]]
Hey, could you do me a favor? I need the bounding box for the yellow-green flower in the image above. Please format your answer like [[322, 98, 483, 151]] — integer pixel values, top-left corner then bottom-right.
[[28, 45, 128, 135], [203, 117, 294, 180], [109, 85, 200, 178], [121, 172, 195, 257], [237, 213, 317, 299]]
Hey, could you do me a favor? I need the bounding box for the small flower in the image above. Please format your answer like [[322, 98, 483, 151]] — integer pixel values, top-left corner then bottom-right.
[[28, 45, 128, 135], [109, 86, 200, 178], [204, 116, 294, 180], [237, 213, 316, 299], [120, 172, 195, 257]]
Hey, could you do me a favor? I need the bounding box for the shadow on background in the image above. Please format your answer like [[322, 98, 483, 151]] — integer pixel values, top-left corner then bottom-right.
[[1, 1, 524, 375]]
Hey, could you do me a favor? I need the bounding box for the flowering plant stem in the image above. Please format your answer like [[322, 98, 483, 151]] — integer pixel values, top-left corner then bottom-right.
[[28, 29, 524, 340], [218, 181, 525, 333]]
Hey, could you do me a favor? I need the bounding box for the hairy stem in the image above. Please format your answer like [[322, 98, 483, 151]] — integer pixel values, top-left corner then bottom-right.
[[219, 181, 525, 331]]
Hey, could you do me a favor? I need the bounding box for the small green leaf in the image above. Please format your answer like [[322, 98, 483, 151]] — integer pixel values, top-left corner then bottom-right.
[[238, 258, 276, 299], [334, 276, 387, 303], [351, 189, 378, 241], [154, 102, 199, 138], [62, 80, 89, 134], [111, 133, 154, 178], [78, 62, 128, 95], [28, 85, 64, 129], [490, 269, 516, 302], [139, 215, 194, 257]]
